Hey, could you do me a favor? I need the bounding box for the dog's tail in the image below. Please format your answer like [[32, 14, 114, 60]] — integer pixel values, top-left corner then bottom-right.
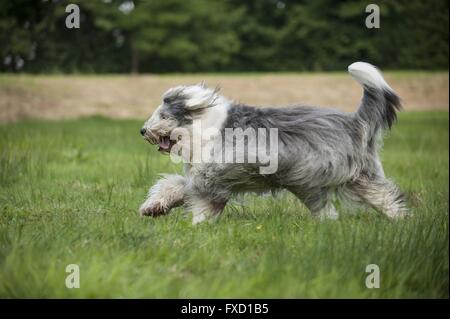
[[348, 62, 402, 137]]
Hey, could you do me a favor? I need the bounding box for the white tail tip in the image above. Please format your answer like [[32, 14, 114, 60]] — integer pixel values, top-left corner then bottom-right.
[[348, 62, 392, 91]]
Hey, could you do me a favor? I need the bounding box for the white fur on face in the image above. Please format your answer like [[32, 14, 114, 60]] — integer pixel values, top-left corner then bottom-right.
[[184, 86, 216, 109], [183, 85, 231, 163], [144, 104, 162, 129], [143, 103, 179, 144], [163, 84, 231, 163], [147, 84, 230, 134]]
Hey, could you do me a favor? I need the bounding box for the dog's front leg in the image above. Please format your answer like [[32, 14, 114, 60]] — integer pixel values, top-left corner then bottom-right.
[[139, 174, 185, 217], [187, 193, 228, 225]]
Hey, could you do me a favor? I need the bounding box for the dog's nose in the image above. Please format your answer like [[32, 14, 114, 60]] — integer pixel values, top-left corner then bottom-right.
[[140, 128, 146, 136]]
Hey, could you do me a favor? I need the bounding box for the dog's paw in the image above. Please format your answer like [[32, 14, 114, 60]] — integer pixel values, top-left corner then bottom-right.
[[387, 208, 411, 219], [139, 201, 168, 217], [192, 212, 208, 225]]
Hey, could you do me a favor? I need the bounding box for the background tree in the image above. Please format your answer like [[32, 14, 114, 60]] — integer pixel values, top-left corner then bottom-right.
[[0, 0, 448, 73]]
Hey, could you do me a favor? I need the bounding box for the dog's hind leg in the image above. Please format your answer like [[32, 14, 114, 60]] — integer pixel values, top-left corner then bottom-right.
[[343, 176, 408, 218], [289, 187, 339, 220], [139, 174, 186, 217]]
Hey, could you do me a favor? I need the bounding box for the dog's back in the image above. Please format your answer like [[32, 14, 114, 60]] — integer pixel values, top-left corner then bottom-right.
[[221, 62, 402, 189]]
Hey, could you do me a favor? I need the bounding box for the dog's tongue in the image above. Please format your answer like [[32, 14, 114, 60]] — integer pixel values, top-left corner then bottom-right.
[[159, 136, 171, 151]]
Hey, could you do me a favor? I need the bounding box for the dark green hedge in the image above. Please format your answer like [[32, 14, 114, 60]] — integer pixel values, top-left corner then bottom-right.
[[1, 0, 448, 73]]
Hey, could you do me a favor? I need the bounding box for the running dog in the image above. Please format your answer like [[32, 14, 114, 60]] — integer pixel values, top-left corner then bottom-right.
[[139, 62, 408, 224]]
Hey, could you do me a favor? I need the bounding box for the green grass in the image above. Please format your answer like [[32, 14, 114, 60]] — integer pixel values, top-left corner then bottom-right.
[[0, 112, 448, 298]]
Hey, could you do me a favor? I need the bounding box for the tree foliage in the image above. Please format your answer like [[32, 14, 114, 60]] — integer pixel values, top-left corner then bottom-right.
[[0, 0, 448, 73]]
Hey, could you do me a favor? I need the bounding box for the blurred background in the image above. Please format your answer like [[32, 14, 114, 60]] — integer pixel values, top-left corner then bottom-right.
[[0, 0, 448, 122], [1, 0, 448, 74]]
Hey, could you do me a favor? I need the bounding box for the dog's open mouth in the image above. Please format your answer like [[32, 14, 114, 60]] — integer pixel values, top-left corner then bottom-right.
[[158, 136, 176, 152]]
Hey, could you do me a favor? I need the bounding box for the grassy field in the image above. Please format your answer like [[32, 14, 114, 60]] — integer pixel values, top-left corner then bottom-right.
[[0, 111, 448, 298]]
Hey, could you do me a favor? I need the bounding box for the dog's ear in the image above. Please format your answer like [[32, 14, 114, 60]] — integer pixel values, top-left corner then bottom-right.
[[182, 84, 219, 111]]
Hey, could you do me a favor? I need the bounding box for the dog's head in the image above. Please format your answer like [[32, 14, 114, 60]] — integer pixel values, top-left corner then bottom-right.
[[141, 83, 229, 153]]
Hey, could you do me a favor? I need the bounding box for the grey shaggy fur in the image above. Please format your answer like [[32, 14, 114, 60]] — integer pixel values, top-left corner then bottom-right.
[[139, 62, 408, 223]]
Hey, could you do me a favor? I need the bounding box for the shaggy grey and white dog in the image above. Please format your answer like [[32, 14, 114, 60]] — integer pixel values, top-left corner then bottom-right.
[[139, 62, 408, 224]]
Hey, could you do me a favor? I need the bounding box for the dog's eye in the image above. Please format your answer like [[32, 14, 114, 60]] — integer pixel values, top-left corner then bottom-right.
[[160, 113, 168, 120]]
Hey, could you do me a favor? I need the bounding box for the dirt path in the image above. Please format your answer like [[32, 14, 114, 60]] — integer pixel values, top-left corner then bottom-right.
[[0, 72, 448, 122]]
